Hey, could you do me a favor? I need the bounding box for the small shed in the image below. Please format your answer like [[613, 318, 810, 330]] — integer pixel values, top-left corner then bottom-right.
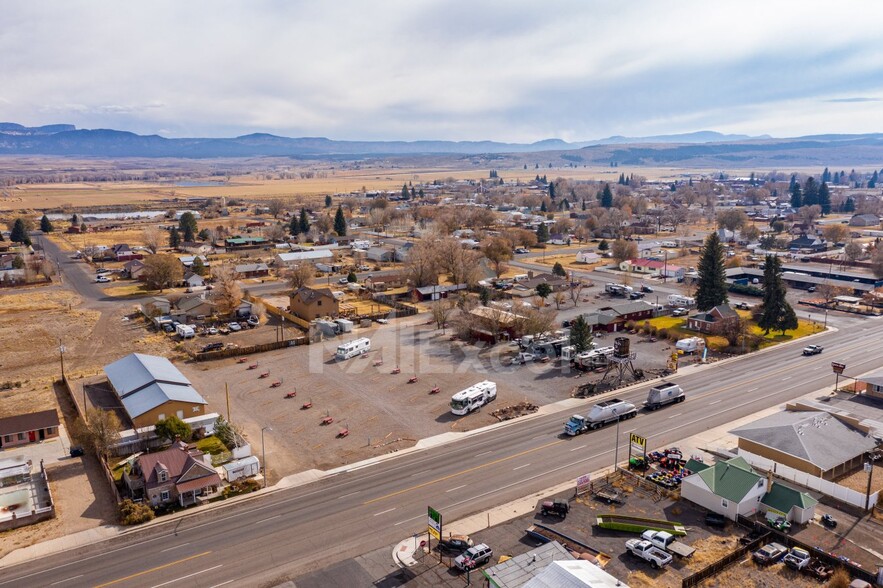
[[760, 482, 818, 524], [221, 456, 260, 482]]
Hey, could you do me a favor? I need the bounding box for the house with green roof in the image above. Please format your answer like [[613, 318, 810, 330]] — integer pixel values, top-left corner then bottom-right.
[[760, 482, 818, 524], [680, 456, 768, 521]]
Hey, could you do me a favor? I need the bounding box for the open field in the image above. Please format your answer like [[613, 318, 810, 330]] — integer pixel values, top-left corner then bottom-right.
[[48, 228, 151, 249]]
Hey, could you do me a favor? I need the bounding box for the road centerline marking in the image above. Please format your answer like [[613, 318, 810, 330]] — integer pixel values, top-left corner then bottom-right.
[[667, 413, 683, 419], [160, 543, 189, 553], [512, 463, 531, 471], [374, 507, 397, 516], [569, 444, 587, 452], [150, 565, 223, 588], [94, 551, 212, 588], [254, 515, 281, 524], [49, 576, 83, 586], [446, 484, 468, 493]]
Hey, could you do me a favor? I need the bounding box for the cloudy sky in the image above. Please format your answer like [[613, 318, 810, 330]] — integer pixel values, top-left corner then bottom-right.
[[3, 0, 883, 142]]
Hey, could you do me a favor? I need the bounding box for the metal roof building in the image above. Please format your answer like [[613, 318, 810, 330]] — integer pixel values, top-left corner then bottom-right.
[[104, 354, 208, 428]]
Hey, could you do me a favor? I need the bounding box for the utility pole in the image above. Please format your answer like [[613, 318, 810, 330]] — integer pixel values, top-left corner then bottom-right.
[[865, 455, 875, 512], [261, 426, 272, 489], [225, 383, 231, 422], [613, 415, 622, 471]]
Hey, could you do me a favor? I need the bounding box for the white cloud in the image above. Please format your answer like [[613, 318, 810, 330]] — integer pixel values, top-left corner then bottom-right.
[[2, 0, 883, 141]]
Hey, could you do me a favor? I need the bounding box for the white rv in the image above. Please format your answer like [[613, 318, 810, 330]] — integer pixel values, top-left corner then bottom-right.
[[335, 337, 371, 360], [450, 381, 497, 415], [667, 294, 696, 307], [175, 324, 195, 339]]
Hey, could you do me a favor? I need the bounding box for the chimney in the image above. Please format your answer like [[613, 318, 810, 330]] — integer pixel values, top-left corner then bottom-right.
[[527, 270, 534, 280]]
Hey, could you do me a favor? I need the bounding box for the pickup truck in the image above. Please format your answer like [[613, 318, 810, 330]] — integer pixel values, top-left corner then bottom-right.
[[625, 539, 673, 569], [802, 345, 823, 356], [640, 530, 695, 558], [783, 547, 811, 570]]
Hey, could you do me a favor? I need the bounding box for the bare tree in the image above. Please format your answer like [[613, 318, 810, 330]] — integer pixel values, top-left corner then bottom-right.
[[430, 298, 456, 332], [267, 198, 287, 219], [265, 223, 287, 242], [481, 236, 513, 278], [798, 205, 822, 228], [142, 225, 163, 254], [285, 263, 314, 290], [569, 280, 589, 306], [142, 254, 183, 291], [515, 306, 557, 339], [822, 223, 849, 244], [553, 290, 567, 310], [872, 246, 883, 279], [436, 237, 482, 285], [843, 240, 863, 263], [403, 239, 440, 287], [213, 265, 243, 316], [611, 239, 638, 265], [70, 408, 122, 461]]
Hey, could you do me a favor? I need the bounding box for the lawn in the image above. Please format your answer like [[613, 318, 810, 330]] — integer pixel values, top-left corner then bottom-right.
[[195, 435, 227, 455], [646, 312, 817, 352], [104, 283, 162, 298]]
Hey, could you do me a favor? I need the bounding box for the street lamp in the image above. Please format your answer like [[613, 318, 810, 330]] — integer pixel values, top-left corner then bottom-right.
[[261, 426, 272, 488]]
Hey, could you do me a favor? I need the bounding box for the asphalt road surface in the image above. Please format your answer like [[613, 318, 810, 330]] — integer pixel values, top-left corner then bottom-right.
[[2, 312, 879, 587]]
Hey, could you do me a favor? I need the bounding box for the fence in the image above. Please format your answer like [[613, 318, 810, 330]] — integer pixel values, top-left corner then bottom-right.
[[681, 527, 769, 587], [193, 337, 307, 361], [246, 294, 311, 330], [739, 450, 880, 509], [371, 293, 419, 318]]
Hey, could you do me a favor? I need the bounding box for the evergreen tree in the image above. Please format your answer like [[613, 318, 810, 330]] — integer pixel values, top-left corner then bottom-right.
[[843, 196, 856, 212], [757, 255, 798, 335], [789, 174, 797, 193], [694, 232, 728, 311], [822, 167, 831, 183], [191, 256, 206, 276], [540, 200, 547, 213], [168, 227, 181, 249], [12, 254, 24, 269], [870, 171, 878, 189], [535, 282, 552, 300], [598, 239, 609, 251], [40, 214, 54, 233], [178, 212, 198, 242], [552, 262, 566, 277], [0, 230, 4, 241], [802, 177, 819, 207], [10, 218, 31, 245], [600, 184, 613, 208], [347, 271, 357, 283], [334, 205, 347, 236], [71, 213, 79, 226], [569, 315, 593, 352], [549, 182, 556, 199], [789, 181, 802, 209], [479, 286, 491, 306], [298, 208, 310, 234], [581, 199, 586, 211], [418, 188, 424, 198], [289, 215, 301, 236], [818, 182, 831, 215], [325, 194, 332, 208], [198, 228, 211, 241], [411, 186, 416, 198], [401, 183, 409, 200], [535, 223, 550, 243]]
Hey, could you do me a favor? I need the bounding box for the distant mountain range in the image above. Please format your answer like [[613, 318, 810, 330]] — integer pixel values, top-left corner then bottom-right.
[[1, 123, 882, 166]]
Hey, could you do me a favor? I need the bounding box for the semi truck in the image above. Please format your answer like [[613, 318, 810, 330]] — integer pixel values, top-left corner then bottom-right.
[[643, 382, 685, 410], [640, 530, 695, 558], [563, 399, 637, 435], [450, 381, 497, 415]]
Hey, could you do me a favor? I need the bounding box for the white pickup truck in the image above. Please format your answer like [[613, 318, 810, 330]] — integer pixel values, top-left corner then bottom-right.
[[640, 530, 695, 558], [626, 539, 673, 569]]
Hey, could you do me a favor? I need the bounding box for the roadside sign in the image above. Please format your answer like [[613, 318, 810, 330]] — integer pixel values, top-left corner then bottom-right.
[[576, 473, 592, 496], [427, 506, 442, 540], [629, 433, 647, 454], [831, 362, 846, 374]]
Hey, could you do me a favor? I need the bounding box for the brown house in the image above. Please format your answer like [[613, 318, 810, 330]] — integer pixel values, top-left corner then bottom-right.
[[687, 304, 739, 334], [289, 286, 340, 321], [124, 440, 221, 507], [0, 410, 60, 449]]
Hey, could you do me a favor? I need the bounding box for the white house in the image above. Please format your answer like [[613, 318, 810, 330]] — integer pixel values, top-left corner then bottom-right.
[[274, 250, 333, 267], [680, 456, 768, 520], [366, 246, 395, 262], [576, 250, 600, 264]]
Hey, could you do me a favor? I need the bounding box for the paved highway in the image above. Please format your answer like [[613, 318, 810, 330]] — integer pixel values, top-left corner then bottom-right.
[[2, 312, 880, 587]]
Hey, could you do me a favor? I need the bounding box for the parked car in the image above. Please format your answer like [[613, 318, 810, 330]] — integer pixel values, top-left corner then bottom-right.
[[246, 315, 260, 327], [802, 345, 823, 356], [338, 277, 349, 284], [201, 342, 224, 353], [768, 516, 791, 532], [96, 268, 111, 274], [206, 327, 219, 335], [515, 247, 529, 254], [734, 302, 752, 310], [672, 307, 688, 317], [69, 446, 85, 457], [358, 265, 371, 271], [453, 544, 493, 571], [704, 512, 727, 528], [95, 276, 112, 283], [437, 535, 474, 555], [629, 292, 645, 300], [228, 322, 242, 332], [219, 326, 231, 335], [641, 284, 654, 293], [753, 542, 788, 565], [783, 547, 811, 570], [162, 323, 175, 333]]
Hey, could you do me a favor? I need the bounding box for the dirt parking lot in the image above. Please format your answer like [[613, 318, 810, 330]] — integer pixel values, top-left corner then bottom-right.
[[179, 314, 675, 482]]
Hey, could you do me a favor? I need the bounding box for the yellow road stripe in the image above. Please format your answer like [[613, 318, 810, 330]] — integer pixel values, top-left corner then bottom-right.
[[93, 551, 212, 587], [364, 439, 564, 504]]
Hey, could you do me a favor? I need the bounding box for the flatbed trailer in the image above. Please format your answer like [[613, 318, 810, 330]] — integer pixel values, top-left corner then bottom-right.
[[596, 514, 686, 536], [525, 523, 611, 567]]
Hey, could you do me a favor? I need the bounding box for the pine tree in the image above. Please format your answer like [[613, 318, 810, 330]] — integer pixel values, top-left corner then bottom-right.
[[870, 171, 878, 189], [401, 183, 409, 200], [418, 188, 424, 198], [789, 174, 797, 193], [334, 205, 347, 236], [552, 262, 566, 277], [0, 230, 4, 241], [536, 223, 550, 243], [843, 196, 856, 212], [298, 208, 310, 234], [191, 256, 206, 276], [818, 182, 831, 215], [168, 227, 181, 249], [289, 215, 301, 236], [325, 194, 332, 208], [581, 199, 586, 211], [569, 315, 593, 352], [40, 214, 54, 233], [11, 218, 31, 245], [549, 182, 556, 199], [540, 200, 547, 213], [789, 181, 802, 209], [598, 239, 609, 251], [822, 167, 831, 183], [600, 184, 613, 208], [757, 255, 797, 335], [71, 213, 79, 226], [178, 212, 198, 243], [694, 232, 728, 311], [802, 177, 819, 207]]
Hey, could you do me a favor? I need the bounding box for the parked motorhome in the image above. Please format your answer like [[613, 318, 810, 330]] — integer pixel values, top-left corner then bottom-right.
[[335, 337, 371, 360], [450, 381, 497, 415]]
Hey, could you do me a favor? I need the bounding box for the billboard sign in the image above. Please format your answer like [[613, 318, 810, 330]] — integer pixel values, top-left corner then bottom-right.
[[427, 506, 442, 540]]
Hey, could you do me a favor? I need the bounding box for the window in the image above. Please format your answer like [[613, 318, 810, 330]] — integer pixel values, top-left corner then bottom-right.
[[17, 433, 25, 441], [317, 300, 322, 306], [45, 427, 54, 435], [158, 469, 168, 482], [721, 498, 729, 508], [757, 479, 764, 488], [192, 406, 200, 413], [176, 410, 184, 420], [158, 413, 165, 421], [160, 490, 170, 502], [3, 435, 10, 443]]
